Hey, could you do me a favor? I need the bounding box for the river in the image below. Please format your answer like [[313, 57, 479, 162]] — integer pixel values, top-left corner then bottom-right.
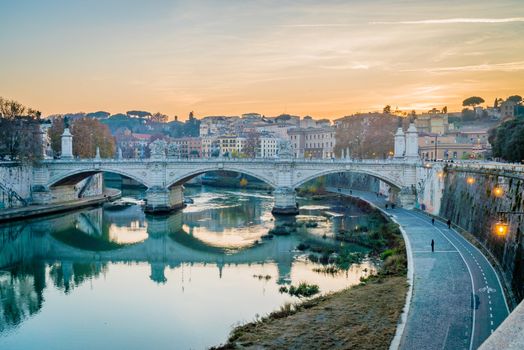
[[0, 186, 378, 349]]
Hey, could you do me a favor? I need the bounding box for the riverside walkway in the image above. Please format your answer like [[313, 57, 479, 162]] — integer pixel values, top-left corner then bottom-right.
[[327, 188, 509, 350], [0, 189, 120, 223]]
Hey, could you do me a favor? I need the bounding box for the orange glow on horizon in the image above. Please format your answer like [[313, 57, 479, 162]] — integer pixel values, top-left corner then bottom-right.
[[1, 2, 523, 120]]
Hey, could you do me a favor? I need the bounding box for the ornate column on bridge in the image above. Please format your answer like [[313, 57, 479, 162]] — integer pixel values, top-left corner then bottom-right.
[[61, 118, 73, 159], [405, 123, 419, 161], [272, 140, 299, 215], [394, 126, 405, 158]]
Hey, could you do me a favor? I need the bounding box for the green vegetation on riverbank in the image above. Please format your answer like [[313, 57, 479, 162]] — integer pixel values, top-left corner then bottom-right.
[[279, 282, 320, 298]]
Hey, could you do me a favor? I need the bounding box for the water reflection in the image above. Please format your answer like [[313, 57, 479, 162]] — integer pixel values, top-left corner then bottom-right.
[[0, 187, 378, 349]]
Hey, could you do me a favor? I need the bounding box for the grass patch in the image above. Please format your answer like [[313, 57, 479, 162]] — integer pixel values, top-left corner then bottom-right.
[[213, 276, 407, 350], [279, 282, 320, 298]]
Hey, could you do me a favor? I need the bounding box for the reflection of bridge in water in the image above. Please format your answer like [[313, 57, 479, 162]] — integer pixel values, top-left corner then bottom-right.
[[0, 207, 298, 285]]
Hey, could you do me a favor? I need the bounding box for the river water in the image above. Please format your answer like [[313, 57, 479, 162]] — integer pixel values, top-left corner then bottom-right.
[[0, 186, 377, 349]]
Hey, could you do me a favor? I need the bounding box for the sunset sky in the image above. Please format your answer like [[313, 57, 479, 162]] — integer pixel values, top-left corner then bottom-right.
[[1, 0, 523, 120]]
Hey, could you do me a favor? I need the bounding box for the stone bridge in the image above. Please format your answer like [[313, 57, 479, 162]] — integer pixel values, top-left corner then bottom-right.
[[31, 157, 419, 214], [24, 122, 425, 214]]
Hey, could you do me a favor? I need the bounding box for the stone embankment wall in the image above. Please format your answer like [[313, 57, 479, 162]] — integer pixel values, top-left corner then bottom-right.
[[416, 165, 445, 215], [440, 168, 524, 302], [0, 163, 32, 208], [0, 163, 104, 208]]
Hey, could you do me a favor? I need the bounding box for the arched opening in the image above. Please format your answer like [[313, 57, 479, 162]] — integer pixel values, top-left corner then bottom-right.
[[294, 170, 403, 204], [46, 169, 150, 204], [49, 170, 148, 189], [166, 169, 276, 189], [294, 170, 402, 192]]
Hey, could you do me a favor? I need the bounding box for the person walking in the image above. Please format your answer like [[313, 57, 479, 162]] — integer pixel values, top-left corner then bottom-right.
[[385, 204, 389, 210], [431, 218, 435, 225], [447, 219, 451, 229], [431, 239, 435, 252]]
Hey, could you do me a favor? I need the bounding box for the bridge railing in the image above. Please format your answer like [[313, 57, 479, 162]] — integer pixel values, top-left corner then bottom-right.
[[40, 157, 420, 165], [445, 161, 524, 173]]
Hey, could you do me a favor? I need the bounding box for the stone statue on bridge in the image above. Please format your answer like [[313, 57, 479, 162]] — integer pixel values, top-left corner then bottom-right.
[[167, 143, 180, 159], [276, 139, 294, 159], [149, 139, 167, 160]]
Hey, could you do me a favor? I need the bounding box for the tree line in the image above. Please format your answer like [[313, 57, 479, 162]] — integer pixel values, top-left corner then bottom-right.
[[0, 97, 42, 161], [0, 96, 117, 161]]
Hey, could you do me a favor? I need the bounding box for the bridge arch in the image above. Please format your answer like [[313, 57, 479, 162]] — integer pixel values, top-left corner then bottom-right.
[[166, 167, 277, 189], [48, 167, 150, 188], [292, 168, 404, 190]]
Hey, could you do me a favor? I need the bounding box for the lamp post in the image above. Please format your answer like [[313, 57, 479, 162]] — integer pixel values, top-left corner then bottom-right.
[[434, 134, 438, 161], [493, 211, 524, 237]]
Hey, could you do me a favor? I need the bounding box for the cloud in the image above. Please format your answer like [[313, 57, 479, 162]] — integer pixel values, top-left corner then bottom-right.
[[320, 63, 370, 70], [371, 17, 524, 25], [403, 61, 524, 73], [278, 24, 352, 28]]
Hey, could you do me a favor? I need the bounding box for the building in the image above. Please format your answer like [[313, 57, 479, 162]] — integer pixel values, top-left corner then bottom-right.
[[199, 116, 240, 136], [288, 127, 336, 159], [415, 110, 450, 135], [115, 132, 153, 158], [500, 100, 517, 119], [216, 135, 246, 156], [201, 136, 217, 158], [257, 135, 279, 158], [170, 137, 202, 158], [418, 132, 490, 160], [485, 107, 501, 120], [299, 116, 331, 129], [254, 123, 295, 140]]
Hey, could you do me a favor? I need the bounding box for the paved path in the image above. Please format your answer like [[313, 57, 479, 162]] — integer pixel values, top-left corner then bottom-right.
[[327, 188, 509, 350], [0, 189, 120, 223]]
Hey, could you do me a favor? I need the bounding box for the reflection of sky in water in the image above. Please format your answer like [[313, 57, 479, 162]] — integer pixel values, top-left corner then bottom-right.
[[0, 186, 379, 349]]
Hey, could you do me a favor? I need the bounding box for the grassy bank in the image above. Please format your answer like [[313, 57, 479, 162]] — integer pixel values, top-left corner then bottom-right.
[[213, 276, 407, 350], [213, 199, 408, 350]]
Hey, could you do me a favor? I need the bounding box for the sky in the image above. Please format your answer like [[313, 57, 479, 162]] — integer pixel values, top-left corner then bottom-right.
[[1, 0, 523, 120]]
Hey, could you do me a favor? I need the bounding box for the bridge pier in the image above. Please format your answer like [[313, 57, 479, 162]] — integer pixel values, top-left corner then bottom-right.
[[145, 185, 184, 214], [272, 187, 299, 215], [398, 187, 417, 209]]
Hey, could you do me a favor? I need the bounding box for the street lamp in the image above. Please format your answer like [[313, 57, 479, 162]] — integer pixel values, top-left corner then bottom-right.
[[494, 220, 509, 236], [492, 212, 524, 237], [493, 186, 504, 197], [466, 177, 475, 185]]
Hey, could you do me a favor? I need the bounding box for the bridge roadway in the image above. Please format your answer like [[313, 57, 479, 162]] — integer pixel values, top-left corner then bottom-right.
[[327, 187, 510, 350]]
